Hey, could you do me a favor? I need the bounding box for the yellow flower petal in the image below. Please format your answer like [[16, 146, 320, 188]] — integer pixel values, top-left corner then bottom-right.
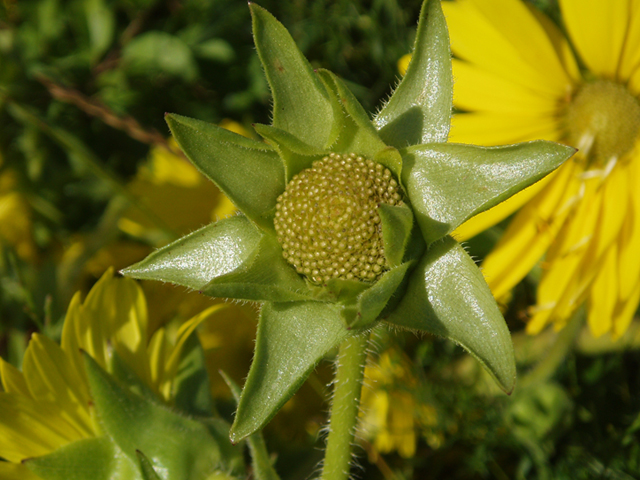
[[80, 272, 151, 386], [145, 143, 203, 188], [528, 5, 581, 83], [22, 334, 94, 438], [0, 190, 37, 262], [452, 59, 560, 115], [0, 393, 79, 462], [528, 177, 603, 333], [397, 53, 412, 76], [482, 161, 579, 300], [617, 154, 640, 301], [612, 280, 640, 339], [629, 65, 640, 98], [219, 119, 252, 138], [443, 0, 572, 96], [449, 112, 561, 146], [591, 164, 630, 262], [454, 169, 554, 241], [390, 392, 416, 458], [0, 461, 42, 480], [0, 358, 30, 397], [165, 304, 231, 382], [618, 0, 640, 83], [147, 327, 171, 400], [211, 193, 236, 221], [588, 246, 619, 337], [559, 0, 630, 78]]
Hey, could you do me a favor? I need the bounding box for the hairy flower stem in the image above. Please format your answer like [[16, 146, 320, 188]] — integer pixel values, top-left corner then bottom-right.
[[321, 333, 370, 480]]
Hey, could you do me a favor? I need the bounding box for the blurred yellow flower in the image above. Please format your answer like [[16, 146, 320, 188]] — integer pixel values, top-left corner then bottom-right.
[[433, 0, 640, 338], [0, 155, 37, 262], [60, 121, 247, 299], [0, 269, 228, 473], [119, 137, 235, 243], [359, 348, 441, 459]]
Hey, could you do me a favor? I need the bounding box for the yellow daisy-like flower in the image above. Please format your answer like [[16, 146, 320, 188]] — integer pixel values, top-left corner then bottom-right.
[[359, 348, 441, 459], [441, 0, 640, 338], [0, 269, 227, 478]]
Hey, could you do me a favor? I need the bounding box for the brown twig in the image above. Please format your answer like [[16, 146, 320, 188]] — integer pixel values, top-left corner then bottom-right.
[[36, 74, 184, 158]]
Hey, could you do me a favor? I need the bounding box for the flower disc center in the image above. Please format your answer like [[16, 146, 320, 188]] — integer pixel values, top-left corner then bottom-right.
[[274, 152, 402, 284], [565, 80, 640, 166]]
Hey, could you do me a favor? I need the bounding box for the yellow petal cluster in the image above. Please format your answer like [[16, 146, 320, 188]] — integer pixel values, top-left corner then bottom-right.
[[359, 348, 441, 459], [441, 0, 640, 338], [0, 269, 229, 468]]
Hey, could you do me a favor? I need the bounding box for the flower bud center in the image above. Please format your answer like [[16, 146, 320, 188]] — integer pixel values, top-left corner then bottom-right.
[[274, 152, 403, 285], [565, 80, 640, 166]]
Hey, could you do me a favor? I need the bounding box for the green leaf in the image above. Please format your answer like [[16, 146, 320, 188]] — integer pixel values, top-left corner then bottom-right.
[[316, 69, 387, 159], [122, 216, 262, 291], [136, 451, 162, 480], [84, 0, 114, 61], [230, 301, 352, 442], [374, 0, 452, 147], [385, 236, 516, 393], [83, 354, 243, 480], [340, 262, 411, 329], [194, 38, 235, 63], [250, 3, 334, 149], [123, 32, 198, 82], [379, 203, 414, 267], [220, 372, 282, 480], [172, 331, 215, 417], [253, 123, 326, 182], [166, 114, 285, 231], [203, 234, 313, 302], [25, 437, 141, 480], [401, 141, 575, 245]]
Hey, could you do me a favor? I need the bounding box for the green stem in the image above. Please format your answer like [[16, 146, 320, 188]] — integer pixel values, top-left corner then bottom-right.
[[321, 333, 370, 480]]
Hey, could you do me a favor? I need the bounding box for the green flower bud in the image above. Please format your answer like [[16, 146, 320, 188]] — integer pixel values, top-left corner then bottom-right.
[[274, 153, 402, 284], [123, 0, 576, 443]]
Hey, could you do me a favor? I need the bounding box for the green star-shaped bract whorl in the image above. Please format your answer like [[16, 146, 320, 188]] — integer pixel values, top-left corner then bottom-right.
[[123, 0, 575, 442]]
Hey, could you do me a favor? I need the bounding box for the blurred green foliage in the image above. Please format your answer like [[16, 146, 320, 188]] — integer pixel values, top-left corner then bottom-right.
[[0, 0, 639, 479]]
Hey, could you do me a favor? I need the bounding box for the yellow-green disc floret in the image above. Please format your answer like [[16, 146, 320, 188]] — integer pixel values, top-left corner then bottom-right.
[[274, 152, 403, 284]]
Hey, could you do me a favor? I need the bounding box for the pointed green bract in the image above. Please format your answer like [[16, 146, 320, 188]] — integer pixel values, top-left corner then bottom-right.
[[166, 114, 284, 231], [385, 236, 516, 394], [83, 354, 244, 480], [26, 437, 141, 480], [375, 0, 452, 147], [340, 263, 411, 329], [379, 203, 414, 267], [373, 146, 404, 184], [203, 234, 313, 302], [137, 451, 162, 480], [253, 123, 326, 182], [230, 301, 353, 442], [250, 3, 334, 149], [122, 216, 262, 291], [402, 141, 576, 245], [317, 69, 387, 159]]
